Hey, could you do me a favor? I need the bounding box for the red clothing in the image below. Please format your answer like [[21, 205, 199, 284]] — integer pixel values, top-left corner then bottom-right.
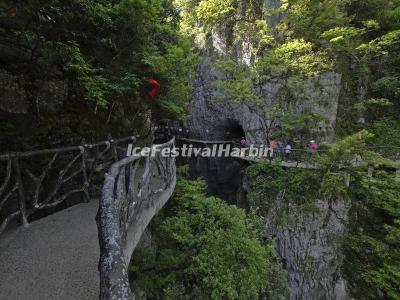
[[309, 143, 318, 150], [147, 77, 160, 98]]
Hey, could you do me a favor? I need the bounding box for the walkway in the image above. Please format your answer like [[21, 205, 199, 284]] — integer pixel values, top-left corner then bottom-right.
[[176, 137, 400, 171], [0, 200, 99, 300], [176, 137, 318, 169]]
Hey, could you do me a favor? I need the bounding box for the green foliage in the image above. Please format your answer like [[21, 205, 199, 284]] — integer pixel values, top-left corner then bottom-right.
[[280, 110, 324, 143], [129, 177, 288, 299], [196, 0, 235, 26], [281, 0, 349, 40], [3, 0, 199, 149], [246, 160, 325, 213], [320, 26, 365, 53], [214, 60, 262, 104], [368, 118, 400, 155], [175, 0, 235, 42], [63, 43, 111, 108], [257, 39, 332, 78], [319, 130, 393, 169], [373, 77, 400, 100], [144, 40, 200, 120], [247, 130, 400, 299], [345, 169, 400, 299]]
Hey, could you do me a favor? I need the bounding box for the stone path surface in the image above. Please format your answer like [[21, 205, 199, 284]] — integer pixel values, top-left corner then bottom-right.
[[0, 200, 99, 300]]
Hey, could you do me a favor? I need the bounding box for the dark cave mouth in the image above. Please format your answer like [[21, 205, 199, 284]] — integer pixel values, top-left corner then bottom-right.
[[219, 120, 246, 140]]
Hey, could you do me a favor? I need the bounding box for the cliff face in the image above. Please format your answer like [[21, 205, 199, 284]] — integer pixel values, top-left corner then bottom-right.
[[186, 57, 348, 298], [186, 56, 341, 144], [184, 1, 342, 145], [264, 198, 351, 299], [237, 177, 351, 299], [184, 1, 350, 298]]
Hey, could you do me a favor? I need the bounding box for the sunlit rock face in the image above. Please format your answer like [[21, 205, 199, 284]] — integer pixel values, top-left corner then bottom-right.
[[185, 0, 341, 145], [185, 55, 341, 145]]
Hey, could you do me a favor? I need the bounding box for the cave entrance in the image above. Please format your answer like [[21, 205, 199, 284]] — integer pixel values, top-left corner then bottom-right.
[[220, 119, 246, 140]]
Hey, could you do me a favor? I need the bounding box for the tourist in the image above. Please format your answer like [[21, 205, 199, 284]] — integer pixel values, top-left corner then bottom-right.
[[308, 140, 318, 150], [308, 140, 318, 157], [270, 138, 277, 159], [285, 142, 292, 160], [267, 138, 276, 161]]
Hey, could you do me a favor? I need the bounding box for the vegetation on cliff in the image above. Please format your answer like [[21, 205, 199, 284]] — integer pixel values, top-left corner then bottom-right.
[[1, 0, 198, 151], [2, 0, 400, 299], [129, 169, 288, 299], [247, 131, 400, 299], [173, 1, 400, 297]]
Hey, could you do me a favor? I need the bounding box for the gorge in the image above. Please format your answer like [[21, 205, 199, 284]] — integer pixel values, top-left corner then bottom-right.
[[1, 0, 400, 299]]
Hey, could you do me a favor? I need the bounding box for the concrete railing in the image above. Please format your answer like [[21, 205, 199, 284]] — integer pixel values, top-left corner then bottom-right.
[[97, 137, 176, 299]]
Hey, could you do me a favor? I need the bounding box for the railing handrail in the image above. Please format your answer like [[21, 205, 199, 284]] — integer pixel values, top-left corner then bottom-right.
[[97, 137, 176, 299], [0, 134, 140, 236], [0, 136, 136, 160], [175, 137, 400, 157]]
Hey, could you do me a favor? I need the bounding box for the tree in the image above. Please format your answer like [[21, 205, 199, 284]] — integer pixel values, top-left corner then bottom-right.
[[129, 175, 288, 299], [1, 0, 198, 151]]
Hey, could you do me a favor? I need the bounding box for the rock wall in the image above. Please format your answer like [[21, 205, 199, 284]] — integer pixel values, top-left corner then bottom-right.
[[186, 56, 341, 144], [0, 69, 28, 114], [185, 0, 342, 145], [184, 1, 347, 296], [176, 153, 248, 204], [238, 176, 351, 299], [265, 197, 351, 299]]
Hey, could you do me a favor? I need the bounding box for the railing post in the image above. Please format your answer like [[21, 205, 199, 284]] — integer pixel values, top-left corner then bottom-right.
[[12, 158, 29, 228], [108, 134, 118, 162], [81, 143, 90, 203]]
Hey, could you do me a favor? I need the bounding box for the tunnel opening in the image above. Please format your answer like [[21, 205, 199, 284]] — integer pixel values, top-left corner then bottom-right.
[[219, 119, 246, 140]]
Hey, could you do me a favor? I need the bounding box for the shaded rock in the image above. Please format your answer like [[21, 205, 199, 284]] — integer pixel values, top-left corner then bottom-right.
[[263, 197, 351, 300], [0, 69, 28, 114], [35, 80, 68, 113]]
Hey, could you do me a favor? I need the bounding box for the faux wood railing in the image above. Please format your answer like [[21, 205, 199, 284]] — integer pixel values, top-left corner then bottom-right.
[[0, 136, 135, 236], [97, 137, 176, 299]]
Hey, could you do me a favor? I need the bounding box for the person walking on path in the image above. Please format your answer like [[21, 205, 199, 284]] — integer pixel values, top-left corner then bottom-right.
[[308, 140, 318, 151], [285, 142, 292, 160], [268, 138, 277, 161], [308, 140, 318, 158]]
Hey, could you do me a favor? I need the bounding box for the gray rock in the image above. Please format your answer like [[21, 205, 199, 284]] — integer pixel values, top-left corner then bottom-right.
[[35, 80, 68, 112], [186, 56, 341, 144], [0, 69, 28, 114], [263, 197, 351, 300]]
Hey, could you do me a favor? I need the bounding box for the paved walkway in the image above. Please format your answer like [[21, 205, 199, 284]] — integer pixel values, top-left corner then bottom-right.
[[0, 200, 99, 300]]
